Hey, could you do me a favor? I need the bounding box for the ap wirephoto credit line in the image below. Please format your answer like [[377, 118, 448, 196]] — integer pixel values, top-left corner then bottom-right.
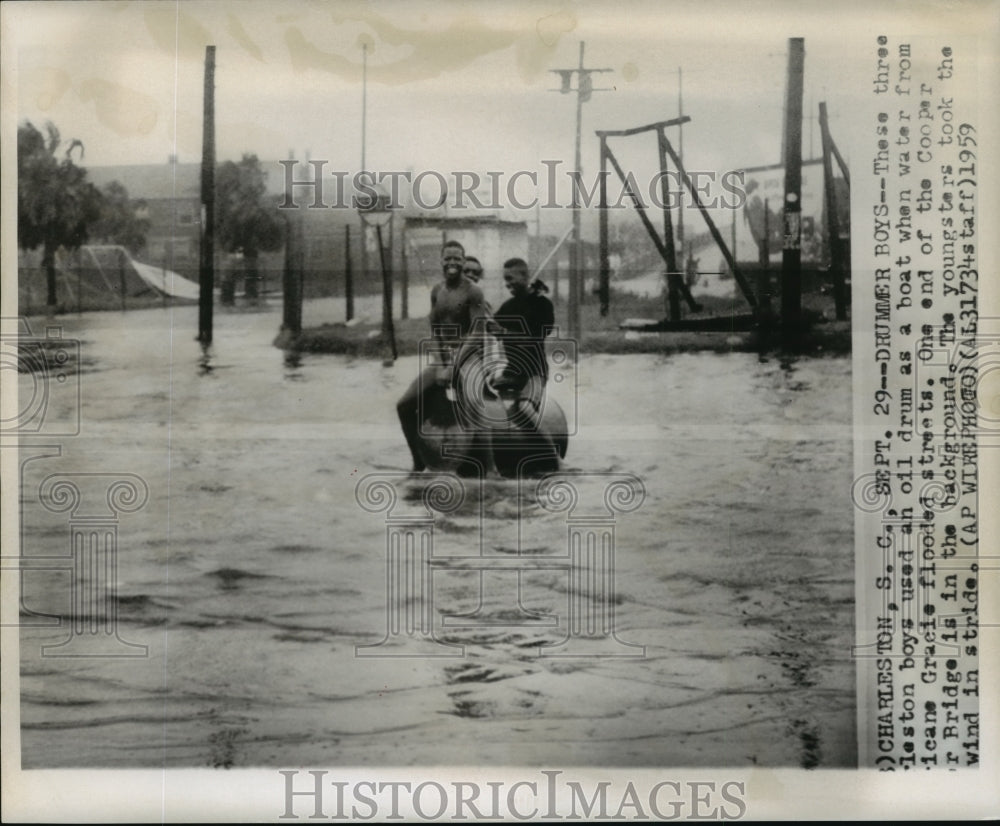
[[1, 0, 997, 822]]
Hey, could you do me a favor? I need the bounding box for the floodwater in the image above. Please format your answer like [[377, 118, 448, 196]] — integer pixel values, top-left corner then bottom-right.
[[16, 298, 855, 769]]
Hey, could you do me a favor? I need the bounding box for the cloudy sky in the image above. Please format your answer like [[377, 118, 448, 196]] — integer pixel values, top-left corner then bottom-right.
[[5, 0, 990, 238]]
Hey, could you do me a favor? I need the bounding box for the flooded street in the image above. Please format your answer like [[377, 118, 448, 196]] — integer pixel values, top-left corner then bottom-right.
[[17, 299, 855, 769]]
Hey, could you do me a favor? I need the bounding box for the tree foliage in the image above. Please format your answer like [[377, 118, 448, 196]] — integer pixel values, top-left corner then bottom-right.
[[18, 121, 104, 307], [216, 153, 283, 258], [216, 153, 284, 301], [90, 181, 151, 254], [18, 121, 103, 253]]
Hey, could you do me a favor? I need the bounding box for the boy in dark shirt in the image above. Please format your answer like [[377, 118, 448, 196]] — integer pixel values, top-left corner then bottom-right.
[[494, 258, 556, 445]]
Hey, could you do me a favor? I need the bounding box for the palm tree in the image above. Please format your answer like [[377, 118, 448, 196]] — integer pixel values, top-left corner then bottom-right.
[[17, 121, 103, 311]]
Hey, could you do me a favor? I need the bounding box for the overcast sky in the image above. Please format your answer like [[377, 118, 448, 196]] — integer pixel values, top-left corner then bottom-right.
[[11, 1, 854, 164], [6, 0, 988, 238]]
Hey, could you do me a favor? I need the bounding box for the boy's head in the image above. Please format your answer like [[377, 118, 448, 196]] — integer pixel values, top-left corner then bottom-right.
[[441, 240, 465, 281], [503, 257, 530, 296], [463, 256, 483, 283]]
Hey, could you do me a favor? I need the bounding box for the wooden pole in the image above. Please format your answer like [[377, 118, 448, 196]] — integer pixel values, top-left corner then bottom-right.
[[760, 198, 770, 267], [829, 136, 850, 186], [569, 41, 585, 341], [44, 243, 57, 311], [603, 143, 700, 313], [282, 178, 303, 337], [296, 217, 304, 334], [377, 223, 397, 362], [344, 224, 354, 321], [657, 128, 681, 322], [400, 225, 409, 320], [531, 224, 573, 282], [119, 248, 126, 312], [819, 101, 847, 320], [757, 198, 772, 316], [781, 37, 805, 345], [198, 45, 216, 345], [657, 136, 756, 309], [731, 207, 737, 281], [598, 136, 610, 316], [359, 43, 368, 315], [677, 66, 684, 260]]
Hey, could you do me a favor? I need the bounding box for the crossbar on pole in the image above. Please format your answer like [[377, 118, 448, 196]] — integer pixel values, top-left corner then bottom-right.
[[595, 115, 691, 138]]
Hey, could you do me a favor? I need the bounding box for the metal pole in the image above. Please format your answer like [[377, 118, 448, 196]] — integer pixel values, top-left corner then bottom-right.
[[198, 45, 216, 345], [781, 37, 805, 345]]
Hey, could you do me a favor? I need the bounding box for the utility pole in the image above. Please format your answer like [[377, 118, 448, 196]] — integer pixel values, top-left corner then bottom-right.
[[677, 66, 684, 261], [198, 45, 216, 346], [781, 37, 805, 347], [344, 224, 354, 321], [282, 151, 304, 338], [550, 42, 612, 342], [359, 41, 368, 299]]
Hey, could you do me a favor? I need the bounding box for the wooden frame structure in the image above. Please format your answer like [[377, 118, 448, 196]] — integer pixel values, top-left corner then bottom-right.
[[596, 117, 758, 329]]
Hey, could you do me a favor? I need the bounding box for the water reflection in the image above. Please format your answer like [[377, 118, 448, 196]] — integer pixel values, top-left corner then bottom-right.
[[198, 344, 214, 376], [779, 355, 798, 374], [283, 349, 304, 381], [377, 357, 401, 391]]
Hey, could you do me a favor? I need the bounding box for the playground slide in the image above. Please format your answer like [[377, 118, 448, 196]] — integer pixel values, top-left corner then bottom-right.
[[130, 259, 201, 300]]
